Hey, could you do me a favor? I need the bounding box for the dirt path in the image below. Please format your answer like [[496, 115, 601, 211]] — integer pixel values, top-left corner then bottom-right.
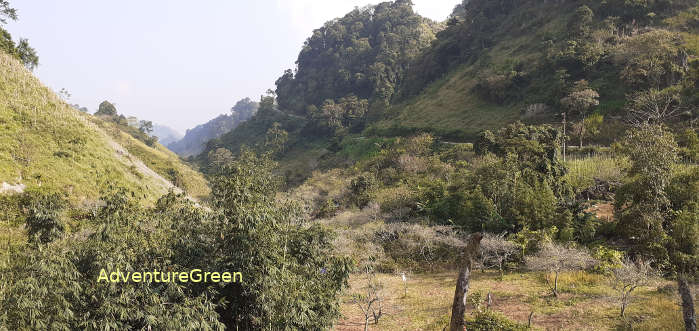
[[105, 137, 183, 195]]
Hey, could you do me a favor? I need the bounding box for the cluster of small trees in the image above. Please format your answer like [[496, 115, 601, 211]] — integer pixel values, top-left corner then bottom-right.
[[0, 150, 351, 329]]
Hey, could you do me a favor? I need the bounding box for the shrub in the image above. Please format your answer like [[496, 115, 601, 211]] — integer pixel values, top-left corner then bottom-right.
[[465, 310, 530, 331], [525, 242, 597, 297], [23, 192, 67, 244], [374, 223, 465, 272]]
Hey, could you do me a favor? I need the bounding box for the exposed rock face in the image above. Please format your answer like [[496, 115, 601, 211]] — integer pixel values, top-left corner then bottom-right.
[[0, 182, 25, 194]]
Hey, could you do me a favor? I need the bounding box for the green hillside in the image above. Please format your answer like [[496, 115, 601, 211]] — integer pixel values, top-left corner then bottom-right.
[[0, 50, 209, 204], [374, 0, 699, 140]]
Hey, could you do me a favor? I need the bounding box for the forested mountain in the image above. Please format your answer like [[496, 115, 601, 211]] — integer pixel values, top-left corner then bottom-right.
[[275, 0, 442, 134], [168, 97, 258, 157]]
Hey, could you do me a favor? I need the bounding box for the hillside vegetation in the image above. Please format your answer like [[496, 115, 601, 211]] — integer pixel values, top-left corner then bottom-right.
[[0, 50, 210, 251], [1, 1, 698, 330], [375, 0, 699, 140], [0, 51, 188, 203]]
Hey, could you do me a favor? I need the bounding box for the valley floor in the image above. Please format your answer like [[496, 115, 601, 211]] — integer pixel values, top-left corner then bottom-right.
[[336, 270, 693, 331]]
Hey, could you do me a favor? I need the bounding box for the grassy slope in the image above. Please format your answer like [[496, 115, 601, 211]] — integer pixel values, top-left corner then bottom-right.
[[0, 51, 209, 203], [369, 1, 569, 140], [371, 3, 699, 142], [91, 118, 210, 200]]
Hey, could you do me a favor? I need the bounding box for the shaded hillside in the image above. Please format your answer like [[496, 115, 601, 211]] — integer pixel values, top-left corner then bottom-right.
[[373, 0, 699, 140], [168, 97, 258, 157]]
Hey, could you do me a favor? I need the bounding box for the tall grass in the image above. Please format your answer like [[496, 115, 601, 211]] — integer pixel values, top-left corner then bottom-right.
[[564, 153, 630, 193]]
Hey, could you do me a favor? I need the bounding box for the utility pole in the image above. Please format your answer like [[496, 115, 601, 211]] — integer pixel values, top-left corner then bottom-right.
[[561, 112, 567, 162]]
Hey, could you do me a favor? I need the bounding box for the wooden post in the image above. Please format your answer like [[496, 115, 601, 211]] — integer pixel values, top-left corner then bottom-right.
[[448, 233, 483, 331], [561, 112, 567, 162]]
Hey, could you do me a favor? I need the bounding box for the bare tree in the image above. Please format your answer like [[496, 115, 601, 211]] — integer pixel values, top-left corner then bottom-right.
[[626, 88, 683, 126], [677, 276, 696, 331], [479, 233, 518, 279], [352, 264, 384, 331], [448, 233, 483, 331], [525, 242, 596, 297], [611, 258, 659, 318]]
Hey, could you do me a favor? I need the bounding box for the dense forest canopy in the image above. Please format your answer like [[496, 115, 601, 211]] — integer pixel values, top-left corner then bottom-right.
[[274, 0, 441, 133]]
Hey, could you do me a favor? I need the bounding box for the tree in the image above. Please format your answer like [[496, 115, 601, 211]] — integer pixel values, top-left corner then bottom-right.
[[208, 149, 351, 329], [0, 0, 17, 24], [615, 124, 678, 260], [95, 100, 117, 116], [139, 120, 153, 135], [449, 233, 483, 331], [231, 97, 258, 120], [15, 38, 38, 70], [352, 263, 384, 331], [561, 80, 599, 148], [263, 122, 288, 156], [0, 2, 38, 70], [571, 113, 603, 148], [626, 87, 683, 125], [678, 276, 696, 331], [615, 29, 688, 89], [23, 192, 66, 244], [611, 258, 659, 318], [479, 233, 518, 279], [525, 242, 596, 297]]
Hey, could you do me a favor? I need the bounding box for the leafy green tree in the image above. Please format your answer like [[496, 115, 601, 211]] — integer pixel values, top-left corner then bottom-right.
[[570, 5, 594, 38], [231, 97, 258, 120], [571, 113, 603, 149], [0, 0, 17, 24], [207, 148, 351, 329], [615, 29, 688, 89], [139, 120, 153, 134], [95, 100, 117, 116], [23, 192, 66, 244], [615, 124, 679, 262], [264, 122, 288, 156], [0, 1, 38, 70]]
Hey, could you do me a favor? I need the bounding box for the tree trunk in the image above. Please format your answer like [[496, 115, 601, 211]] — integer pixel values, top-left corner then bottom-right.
[[553, 271, 559, 297], [449, 268, 470, 331], [678, 277, 696, 331], [448, 233, 483, 331]]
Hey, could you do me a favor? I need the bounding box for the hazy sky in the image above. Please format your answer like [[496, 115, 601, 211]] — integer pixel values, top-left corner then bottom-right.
[[5, 0, 458, 134]]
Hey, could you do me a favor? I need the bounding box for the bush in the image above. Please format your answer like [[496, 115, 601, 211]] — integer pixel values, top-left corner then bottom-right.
[[465, 310, 530, 331], [23, 192, 67, 244], [374, 223, 465, 272]]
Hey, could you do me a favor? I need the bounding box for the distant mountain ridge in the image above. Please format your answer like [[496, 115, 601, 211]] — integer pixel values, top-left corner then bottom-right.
[[152, 124, 182, 146], [168, 98, 258, 157]]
